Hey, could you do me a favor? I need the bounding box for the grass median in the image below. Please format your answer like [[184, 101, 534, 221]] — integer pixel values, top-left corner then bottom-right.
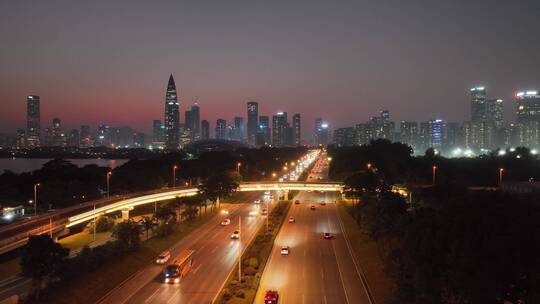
[[215, 200, 291, 304], [337, 201, 393, 303], [38, 208, 220, 304]]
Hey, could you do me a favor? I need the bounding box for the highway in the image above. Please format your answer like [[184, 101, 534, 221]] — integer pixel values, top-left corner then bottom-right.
[[254, 153, 372, 304], [98, 191, 272, 304]]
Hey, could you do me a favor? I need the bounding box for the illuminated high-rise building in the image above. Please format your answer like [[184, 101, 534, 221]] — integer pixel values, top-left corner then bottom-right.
[[293, 113, 301, 146], [215, 119, 227, 140], [164, 74, 180, 149], [247, 101, 258, 145], [26, 95, 40, 147], [314, 118, 330, 146], [233, 117, 245, 142], [152, 120, 165, 148], [515, 90, 540, 148], [256, 115, 270, 146], [400, 121, 418, 151], [272, 112, 288, 147], [185, 103, 201, 141], [80, 125, 92, 148], [471, 86, 487, 122]]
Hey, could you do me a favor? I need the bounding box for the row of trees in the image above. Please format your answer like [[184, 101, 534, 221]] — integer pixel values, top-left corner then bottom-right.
[[329, 139, 540, 186], [343, 165, 540, 303], [20, 167, 241, 302], [0, 147, 304, 209]]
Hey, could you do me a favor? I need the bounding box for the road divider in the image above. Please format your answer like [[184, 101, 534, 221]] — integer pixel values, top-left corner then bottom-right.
[[214, 200, 292, 304]]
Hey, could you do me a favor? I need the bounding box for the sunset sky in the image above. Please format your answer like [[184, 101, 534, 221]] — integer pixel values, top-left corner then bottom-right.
[[1, 0, 540, 138]]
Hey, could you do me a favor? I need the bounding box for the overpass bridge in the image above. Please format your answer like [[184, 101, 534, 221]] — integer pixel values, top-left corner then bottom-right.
[[0, 181, 343, 254]]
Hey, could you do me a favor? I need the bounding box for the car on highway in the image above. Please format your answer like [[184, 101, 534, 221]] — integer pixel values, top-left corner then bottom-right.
[[221, 219, 231, 226], [264, 290, 279, 304], [310, 205, 316, 210], [323, 232, 334, 239], [288, 217, 295, 223], [261, 208, 268, 215], [231, 230, 240, 239], [320, 201, 326, 206], [294, 200, 300, 205], [254, 199, 261, 204], [155, 250, 171, 264], [280, 246, 290, 255]]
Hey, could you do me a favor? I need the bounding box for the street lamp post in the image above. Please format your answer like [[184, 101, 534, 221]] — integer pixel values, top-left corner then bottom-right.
[[173, 165, 178, 188], [499, 168, 504, 186], [33, 183, 40, 216], [236, 162, 241, 176], [432, 165, 437, 186], [107, 171, 112, 198]]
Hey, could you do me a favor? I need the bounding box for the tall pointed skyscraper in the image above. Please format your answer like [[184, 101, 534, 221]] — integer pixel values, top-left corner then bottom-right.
[[164, 74, 180, 149]]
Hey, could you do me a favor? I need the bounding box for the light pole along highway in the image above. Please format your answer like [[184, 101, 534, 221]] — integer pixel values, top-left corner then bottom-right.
[[33, 182, 40, 216]]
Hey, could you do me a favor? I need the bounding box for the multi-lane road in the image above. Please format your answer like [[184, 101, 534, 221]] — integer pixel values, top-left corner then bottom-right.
[[98, 191, 271, 304], [254, 153, 373, 304]]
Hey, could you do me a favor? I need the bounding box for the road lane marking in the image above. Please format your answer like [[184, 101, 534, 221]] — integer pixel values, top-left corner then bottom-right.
[[211, 245, 218, 253], [335, 203, 376, 304], [166, 289, 181, 304], [144, 287, 161, 303], [331, 224, 351, 304]]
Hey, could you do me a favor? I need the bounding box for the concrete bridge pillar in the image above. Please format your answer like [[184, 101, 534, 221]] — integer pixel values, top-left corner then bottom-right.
[[284, 190, 289, 201], [121, 207, 130, 221]]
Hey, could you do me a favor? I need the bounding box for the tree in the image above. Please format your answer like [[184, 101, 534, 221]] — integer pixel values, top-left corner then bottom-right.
[[111, 220, 141, 249], [343, 170, 381, 203], [154, 205, 175, 224], [198, 171, 239, 208], [21, 235, 69, 299], [139, 216, 154, 240]]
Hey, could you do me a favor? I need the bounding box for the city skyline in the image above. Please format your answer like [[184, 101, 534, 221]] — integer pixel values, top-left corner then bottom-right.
[[2, 1, 540, 136]]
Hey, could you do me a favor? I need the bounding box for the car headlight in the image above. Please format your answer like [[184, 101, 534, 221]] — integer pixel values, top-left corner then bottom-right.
[[165, 278, 170, 283], [175, 278, 180, 283]]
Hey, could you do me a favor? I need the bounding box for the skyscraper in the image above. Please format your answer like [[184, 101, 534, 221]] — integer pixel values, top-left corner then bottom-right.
[[51, 118, 65, 147], [400, 121, 418, 151], [314, 118, 330, 146], [471, 86, 487, 122], [26, 95, 40, 147], [164, 74, 180, 149], [152, 120, 165, 148], [185, 103, 201, 141], [293, 113, 301, 146], [256, 115, 270, 146], [247, 101, 258, 145], [233, 117, 245, 142], [80, 125, 92, 148], [215, 119, 227, 140], [516, 90, 540, 148], [333, 128, 356, 147], [272, 112, 288, 147], [201, 120, 210, 140]]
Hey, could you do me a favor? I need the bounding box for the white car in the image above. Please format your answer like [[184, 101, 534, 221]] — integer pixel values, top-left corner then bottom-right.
[[253, 199, 261, 204], [155, 251, 171, 264], [280, 246, 290, 255], [288, 217, 295, 223], [221, 219, 231, 226], [231, 230, 240, 239]]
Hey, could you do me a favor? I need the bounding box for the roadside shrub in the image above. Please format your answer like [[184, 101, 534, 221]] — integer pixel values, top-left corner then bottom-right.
[[248, 257, 259, 268], [222, 288, 232, 301], [236, 290, 245, 298], [95, 216, 115, 232], [155, 222, 175, 237], [243, 266, 256, 276]]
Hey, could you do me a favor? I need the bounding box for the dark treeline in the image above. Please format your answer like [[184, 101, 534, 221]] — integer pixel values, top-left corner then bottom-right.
[[329, 139, 540, 186], [0, 146, 161, 159], [336, 140, 540, 303], [0, 147, 306, 209]]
